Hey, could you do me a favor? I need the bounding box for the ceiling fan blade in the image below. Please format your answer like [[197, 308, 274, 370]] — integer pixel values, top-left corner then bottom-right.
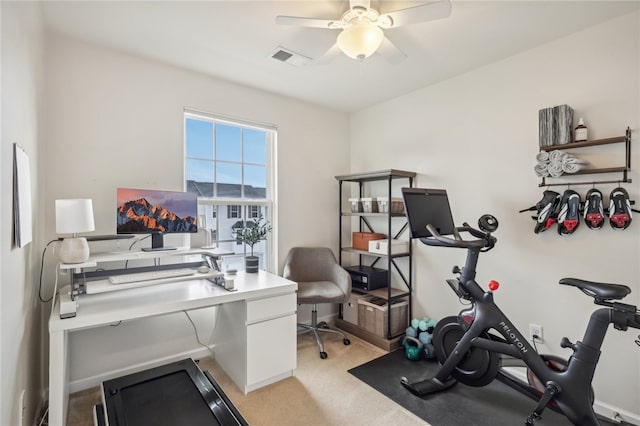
[[315, 43, 343, 65], [350, 0, 371, 10], [276, 15, 340, 29], [379, 0, 452, 28], [376, 36, 407, 64]]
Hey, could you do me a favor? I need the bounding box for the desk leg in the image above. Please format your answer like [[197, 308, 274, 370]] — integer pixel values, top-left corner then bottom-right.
[[215, 301, 247, 393], [49, 330, 68, 426]]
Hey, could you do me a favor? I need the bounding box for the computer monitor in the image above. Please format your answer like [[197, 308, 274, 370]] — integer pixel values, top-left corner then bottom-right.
[[402, 187, 456, 238], [116, 188, 198, 251]]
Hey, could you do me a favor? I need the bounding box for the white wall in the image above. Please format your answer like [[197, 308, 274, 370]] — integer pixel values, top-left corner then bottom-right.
[[42, 32, 349, 388], [1, 2, 46, 425], [350, 11, 640, 419]]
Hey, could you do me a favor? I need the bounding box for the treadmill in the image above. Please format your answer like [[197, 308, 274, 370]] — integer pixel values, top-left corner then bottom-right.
[[94, 358, 248, 426]]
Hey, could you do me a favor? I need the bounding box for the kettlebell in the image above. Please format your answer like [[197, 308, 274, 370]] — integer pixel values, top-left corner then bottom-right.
[[422, 343, 436, 359], [402, 336, 423, 361]]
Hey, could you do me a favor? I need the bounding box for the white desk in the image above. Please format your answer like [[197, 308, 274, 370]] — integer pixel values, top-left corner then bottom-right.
[[48, 271, 297, 426]]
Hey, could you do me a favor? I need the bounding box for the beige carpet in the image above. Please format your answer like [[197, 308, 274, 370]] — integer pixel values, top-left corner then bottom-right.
[[67, 331, 428, 426]]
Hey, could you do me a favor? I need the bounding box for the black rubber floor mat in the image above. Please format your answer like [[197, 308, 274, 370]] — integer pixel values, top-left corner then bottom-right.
[[349, 349, 620, 426]]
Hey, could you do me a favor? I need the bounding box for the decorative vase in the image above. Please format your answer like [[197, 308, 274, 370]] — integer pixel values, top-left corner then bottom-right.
[[245, 255, 259, 273]]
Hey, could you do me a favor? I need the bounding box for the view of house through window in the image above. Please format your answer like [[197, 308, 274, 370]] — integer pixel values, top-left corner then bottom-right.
[[184, 109, 275, 272]]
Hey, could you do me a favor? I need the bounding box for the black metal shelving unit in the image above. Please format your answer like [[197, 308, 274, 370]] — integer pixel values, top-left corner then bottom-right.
[[334, 169, 415, 351]]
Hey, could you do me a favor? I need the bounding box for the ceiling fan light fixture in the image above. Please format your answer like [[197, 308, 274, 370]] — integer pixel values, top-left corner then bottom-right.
[[336, 21, 383, 61]]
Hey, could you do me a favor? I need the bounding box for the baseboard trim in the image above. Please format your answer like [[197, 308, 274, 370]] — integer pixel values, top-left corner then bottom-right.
[[502, 367, 640, 424], [594, 400, 640, 425], [68, 346, 214, 394]]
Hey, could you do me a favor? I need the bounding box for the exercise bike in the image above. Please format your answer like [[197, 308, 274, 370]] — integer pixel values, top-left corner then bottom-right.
[[399, 213, 640, 425]]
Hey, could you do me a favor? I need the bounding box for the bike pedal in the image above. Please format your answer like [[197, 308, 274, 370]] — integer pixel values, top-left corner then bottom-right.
[[525, 412, 541, 425], [525, 382, 560, 425]]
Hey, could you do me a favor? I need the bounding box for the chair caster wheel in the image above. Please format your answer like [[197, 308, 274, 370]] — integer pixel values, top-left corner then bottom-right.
[[343, 338, 351, 345], [320, 352, 328, 359]]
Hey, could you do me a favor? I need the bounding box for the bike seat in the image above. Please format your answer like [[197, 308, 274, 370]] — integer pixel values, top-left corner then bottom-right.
[[559, 278, 631, 301]]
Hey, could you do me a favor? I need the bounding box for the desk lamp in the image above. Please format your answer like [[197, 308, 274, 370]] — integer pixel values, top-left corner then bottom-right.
[[55, 199, 95, 264]]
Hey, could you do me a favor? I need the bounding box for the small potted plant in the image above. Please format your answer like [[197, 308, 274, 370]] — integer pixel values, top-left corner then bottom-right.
[[234, 215, 272, 273]]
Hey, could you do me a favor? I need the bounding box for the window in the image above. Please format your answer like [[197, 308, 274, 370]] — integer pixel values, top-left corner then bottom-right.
[[227, 205, 241, 219], [248, 205, 260, 219], [184, 109, 275, 273]]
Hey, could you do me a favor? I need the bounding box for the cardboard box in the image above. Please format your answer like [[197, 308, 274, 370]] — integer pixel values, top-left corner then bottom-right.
[[368, 239, 410, 255], [358, 297, 408, 338], [352, 232, 385, 251]]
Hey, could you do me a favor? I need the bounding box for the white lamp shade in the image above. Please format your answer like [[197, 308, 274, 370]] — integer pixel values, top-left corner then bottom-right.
[[55, 199, 94, 264], [55, 199, 95, 235], [337, 21, 384, 60]]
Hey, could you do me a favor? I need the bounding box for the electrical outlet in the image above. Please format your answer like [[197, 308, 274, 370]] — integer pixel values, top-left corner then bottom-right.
[[529, 324, 543, 343]]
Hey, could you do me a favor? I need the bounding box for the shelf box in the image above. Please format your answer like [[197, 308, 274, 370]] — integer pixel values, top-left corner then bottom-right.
[[358, 297, 408, 338], [348, 198, 363, 213], [377, 197, 404, 214], [352, 232, 385, 251], [361, 197, 378, 213], [368, 239, 409, 255], [343, 293, 369, 325]]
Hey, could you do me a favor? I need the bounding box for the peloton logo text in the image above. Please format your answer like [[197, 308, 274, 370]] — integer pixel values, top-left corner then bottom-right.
[[499, 321, 528, 354]]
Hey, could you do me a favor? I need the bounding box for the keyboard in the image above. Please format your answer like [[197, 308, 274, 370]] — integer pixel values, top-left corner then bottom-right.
[[108, 268, 195, 285]]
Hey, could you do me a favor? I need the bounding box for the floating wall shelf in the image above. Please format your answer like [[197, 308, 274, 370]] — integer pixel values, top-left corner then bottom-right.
[[539, 127, 631, 187]]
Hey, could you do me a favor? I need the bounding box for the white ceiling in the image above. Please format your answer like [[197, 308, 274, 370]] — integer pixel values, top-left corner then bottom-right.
[[41, 1, 640, 112]]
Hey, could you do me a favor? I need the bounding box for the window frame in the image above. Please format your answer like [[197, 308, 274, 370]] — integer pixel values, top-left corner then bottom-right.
[[183, 108, 277, 273]]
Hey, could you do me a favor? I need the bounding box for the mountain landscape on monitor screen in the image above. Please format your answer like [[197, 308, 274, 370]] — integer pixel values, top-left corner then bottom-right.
[[117, 197, 197, 233]]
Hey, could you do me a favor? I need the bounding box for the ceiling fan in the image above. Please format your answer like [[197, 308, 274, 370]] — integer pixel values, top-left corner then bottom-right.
[[275, 0, 452, 63]]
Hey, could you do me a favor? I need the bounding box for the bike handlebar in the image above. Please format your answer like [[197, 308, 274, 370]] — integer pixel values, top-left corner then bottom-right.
[[419, 223, 497, 250]]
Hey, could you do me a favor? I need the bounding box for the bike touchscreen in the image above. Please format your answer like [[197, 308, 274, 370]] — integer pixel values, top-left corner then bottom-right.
[[402, 188, 456, 238]]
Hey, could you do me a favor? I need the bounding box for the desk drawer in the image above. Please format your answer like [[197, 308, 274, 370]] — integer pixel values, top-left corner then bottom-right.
[[247, 313, 296, 387], [247, 292, 296, 323]]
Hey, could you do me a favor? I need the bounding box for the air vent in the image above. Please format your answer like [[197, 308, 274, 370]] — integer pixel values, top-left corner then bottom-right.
[[270, 46, 312, 67], [272, 50, 293, 62]]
